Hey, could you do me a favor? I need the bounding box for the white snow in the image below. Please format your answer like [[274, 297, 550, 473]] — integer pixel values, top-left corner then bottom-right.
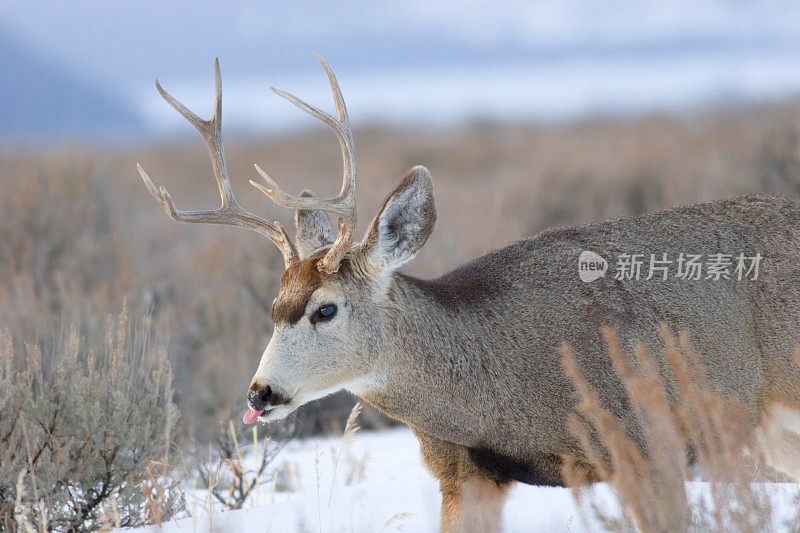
[[126, 426, 800, 532]]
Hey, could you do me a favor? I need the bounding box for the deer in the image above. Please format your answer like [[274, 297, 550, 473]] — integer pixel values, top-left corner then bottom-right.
[[138, 56, 800, 532]]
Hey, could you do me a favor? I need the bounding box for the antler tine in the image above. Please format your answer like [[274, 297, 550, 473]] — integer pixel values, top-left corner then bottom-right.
[[251, 55, 357, 274], [315, 53, 349, 125], [153, 58, 236, 209], [137, 58, 299, 268]]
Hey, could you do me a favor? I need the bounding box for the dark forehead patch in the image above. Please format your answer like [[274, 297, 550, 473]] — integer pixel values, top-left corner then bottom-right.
[[272, 257, 327, 325]]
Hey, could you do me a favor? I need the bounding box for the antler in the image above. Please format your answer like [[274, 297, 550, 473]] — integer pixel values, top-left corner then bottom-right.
[[137, 58, 299, 268], [250, 54, 356, 275]]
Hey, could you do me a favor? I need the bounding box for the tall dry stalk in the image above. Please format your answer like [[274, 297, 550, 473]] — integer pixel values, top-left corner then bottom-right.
[[561, 326, 771, 532], [329, 401, 362, 506]]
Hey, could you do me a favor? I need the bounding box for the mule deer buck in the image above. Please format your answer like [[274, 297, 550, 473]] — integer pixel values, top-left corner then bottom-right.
[[138, 56, 800, 532]]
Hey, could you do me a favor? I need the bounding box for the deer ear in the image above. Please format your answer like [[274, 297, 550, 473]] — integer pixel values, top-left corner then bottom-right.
[[295, 191, 335, 260], [360, 166, 436, 272]]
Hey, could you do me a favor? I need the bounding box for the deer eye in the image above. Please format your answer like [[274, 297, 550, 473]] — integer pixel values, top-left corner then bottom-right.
[[310, 303, 337, 324]]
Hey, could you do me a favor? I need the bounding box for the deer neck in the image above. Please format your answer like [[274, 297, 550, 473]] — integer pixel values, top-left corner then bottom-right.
[[355, 271, 500, 443]]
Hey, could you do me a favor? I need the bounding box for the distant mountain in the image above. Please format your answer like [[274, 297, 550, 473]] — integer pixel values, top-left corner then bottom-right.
[[0, 30, 144, 142]]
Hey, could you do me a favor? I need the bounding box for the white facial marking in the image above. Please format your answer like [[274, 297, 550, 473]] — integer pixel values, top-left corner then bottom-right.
[[257, 403, 295, 423], [251, 282, 384, 423], [255, 373, 386, 423]]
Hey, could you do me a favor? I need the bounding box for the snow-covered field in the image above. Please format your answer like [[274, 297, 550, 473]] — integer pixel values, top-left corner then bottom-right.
[[128, 426, 800, 533]]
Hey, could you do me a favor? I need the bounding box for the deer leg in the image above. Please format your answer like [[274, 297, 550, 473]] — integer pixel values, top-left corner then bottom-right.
[[414, 429, 512, 533], [440, 474, 511, 533]]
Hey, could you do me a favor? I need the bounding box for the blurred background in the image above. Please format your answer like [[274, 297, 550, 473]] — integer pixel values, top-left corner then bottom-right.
[[2, 0, 800, 444]]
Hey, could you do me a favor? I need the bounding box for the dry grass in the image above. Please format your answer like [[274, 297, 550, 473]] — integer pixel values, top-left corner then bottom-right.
[[1, 100, 799, 447], [561, 326, 773, 532]]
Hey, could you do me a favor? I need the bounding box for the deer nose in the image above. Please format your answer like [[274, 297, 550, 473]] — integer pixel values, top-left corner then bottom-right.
[[247, 385, 272, 411]]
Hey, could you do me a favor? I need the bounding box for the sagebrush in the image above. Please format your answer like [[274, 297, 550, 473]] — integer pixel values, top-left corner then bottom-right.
[[0, 304, 181, 531]]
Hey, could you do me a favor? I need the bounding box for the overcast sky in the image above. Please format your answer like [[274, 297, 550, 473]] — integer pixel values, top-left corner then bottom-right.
[[2, 1, 800, 139]]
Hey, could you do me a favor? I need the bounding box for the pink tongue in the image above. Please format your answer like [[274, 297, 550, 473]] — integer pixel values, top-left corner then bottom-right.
[[242, 407, 264, 424]]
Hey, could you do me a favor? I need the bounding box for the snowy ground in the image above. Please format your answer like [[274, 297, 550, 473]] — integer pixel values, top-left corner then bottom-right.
[[130, 426, 800, 533]]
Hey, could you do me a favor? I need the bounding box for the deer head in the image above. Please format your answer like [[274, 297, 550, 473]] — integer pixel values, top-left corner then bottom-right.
[[137, 56, 435, 424]]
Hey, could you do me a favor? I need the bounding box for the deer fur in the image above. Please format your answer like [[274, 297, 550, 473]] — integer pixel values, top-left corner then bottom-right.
[[254, 183, 800, 532], [139, 58, 800, 533]]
